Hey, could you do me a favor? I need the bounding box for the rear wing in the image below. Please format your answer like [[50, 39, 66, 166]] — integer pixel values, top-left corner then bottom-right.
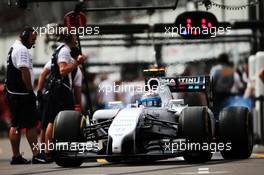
[[145, 76, 213, 107], [160, 76, 210, 93], [143, 68, 210, 92], [146, 76, 211, 92]]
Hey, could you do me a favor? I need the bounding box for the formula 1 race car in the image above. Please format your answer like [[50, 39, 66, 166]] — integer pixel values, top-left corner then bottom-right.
[[52, 69, 253, 167]]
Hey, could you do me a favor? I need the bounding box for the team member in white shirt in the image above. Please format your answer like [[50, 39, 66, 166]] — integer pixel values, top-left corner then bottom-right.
[[36, 33, 86, 159], [37, 47, 83, 149], [5, 27, 46, 164]]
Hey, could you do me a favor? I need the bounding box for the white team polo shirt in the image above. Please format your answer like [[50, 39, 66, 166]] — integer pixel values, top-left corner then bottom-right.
[[44, 59, 83, 88], [10, 40, 34, 87]]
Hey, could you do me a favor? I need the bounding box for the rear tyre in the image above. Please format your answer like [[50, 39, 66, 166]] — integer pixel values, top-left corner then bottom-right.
[[53, 110, 86, 167], [219, 107, 253, 159], [180, 107, 213, 163]]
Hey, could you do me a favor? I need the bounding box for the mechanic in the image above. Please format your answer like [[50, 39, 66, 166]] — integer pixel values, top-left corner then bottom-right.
[[210, 53, 234, 116], [37, 32, 86, 159], [37, 46, 83, 157], [5, 27, 46, 164]]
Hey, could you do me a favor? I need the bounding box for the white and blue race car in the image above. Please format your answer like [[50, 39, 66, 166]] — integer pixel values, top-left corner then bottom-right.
[[53, 69, 253, 167]]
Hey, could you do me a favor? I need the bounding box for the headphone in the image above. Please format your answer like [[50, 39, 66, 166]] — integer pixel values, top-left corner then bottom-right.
[[20, 27, 34, 48], [57, 33, 73, 44], [70, 46, 80, 59], [64, 33, 73, 43]]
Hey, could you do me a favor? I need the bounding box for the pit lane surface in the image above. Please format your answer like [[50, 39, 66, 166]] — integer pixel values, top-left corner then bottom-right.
[[1, 137, 264, 175]]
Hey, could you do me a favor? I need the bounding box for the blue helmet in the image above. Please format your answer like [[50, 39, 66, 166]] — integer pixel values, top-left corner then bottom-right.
[[139, 92, 162, 107]]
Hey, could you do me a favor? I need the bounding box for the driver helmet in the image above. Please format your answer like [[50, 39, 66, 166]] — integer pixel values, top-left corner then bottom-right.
[[138, 91, 162, 107]]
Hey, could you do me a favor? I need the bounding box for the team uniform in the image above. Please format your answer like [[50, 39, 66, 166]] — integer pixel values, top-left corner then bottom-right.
[[41, 44, 82, 129], [43, 60, 82, 88], [5, 40, 37, 129]]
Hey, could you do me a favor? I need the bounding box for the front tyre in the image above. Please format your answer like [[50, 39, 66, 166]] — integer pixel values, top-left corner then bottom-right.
[[53, 110, 86, 167], [55, 157, 83, 167]]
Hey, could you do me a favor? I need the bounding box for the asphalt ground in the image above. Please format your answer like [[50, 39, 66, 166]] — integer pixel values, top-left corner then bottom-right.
[[1, 137, 264, 175]]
